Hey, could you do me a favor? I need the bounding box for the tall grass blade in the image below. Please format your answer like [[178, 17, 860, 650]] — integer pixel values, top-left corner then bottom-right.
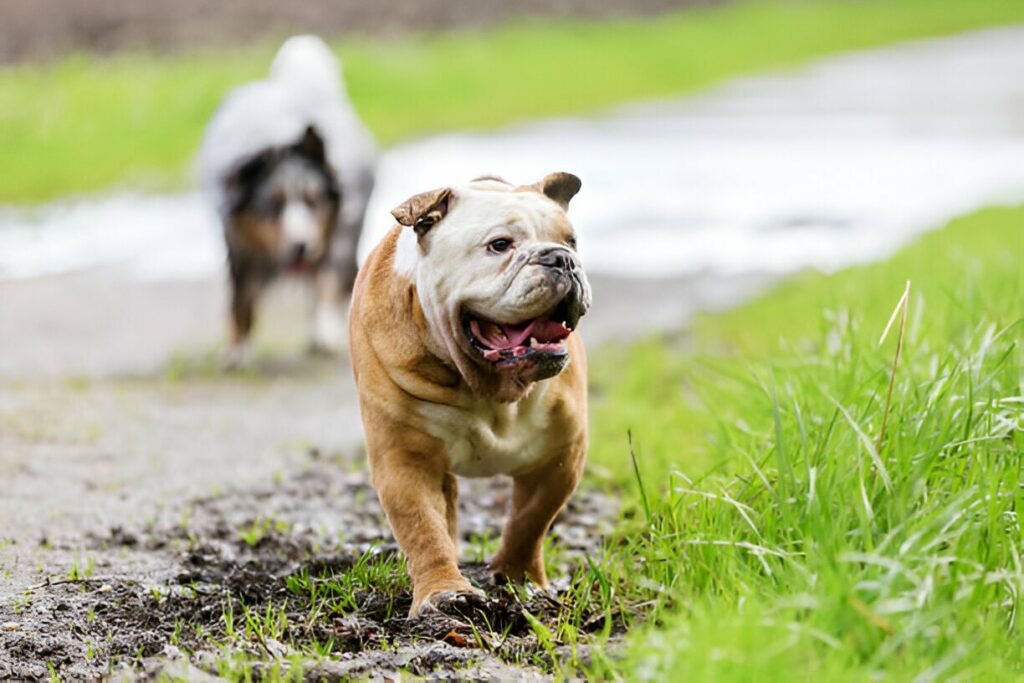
[[877, 280, 911, 453], [628, 430, 652, 525]]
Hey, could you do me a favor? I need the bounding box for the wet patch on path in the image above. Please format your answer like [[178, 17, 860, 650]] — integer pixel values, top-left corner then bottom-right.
[[0, 457, 619, 679]]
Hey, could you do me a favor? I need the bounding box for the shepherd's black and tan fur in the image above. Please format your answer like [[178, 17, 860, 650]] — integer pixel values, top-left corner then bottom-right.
[[198, 35, 376, 366]]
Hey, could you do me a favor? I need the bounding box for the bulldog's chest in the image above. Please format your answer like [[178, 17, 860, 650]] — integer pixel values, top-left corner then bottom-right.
[[419, 388, 553, 478]]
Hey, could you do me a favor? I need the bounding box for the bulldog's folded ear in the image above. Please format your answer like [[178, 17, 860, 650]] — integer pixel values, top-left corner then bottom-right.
[[533, 172, 582, 210], [391, 187, 453, 237]]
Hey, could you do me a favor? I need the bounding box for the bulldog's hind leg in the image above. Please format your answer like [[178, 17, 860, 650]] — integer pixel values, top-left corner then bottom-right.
[[490, 443, 585, 587], [373, 450, 479, 617]]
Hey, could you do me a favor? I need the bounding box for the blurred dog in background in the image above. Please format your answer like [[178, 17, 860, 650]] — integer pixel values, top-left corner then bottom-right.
[[198, 35, 376, 366]]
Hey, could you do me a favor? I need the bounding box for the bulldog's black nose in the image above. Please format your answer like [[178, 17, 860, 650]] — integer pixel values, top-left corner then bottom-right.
[[290, 242, 308, 262], [536, 247, 573, 270]]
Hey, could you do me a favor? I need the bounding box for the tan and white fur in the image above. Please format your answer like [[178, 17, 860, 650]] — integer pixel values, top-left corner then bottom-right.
[[349, 172, 590, 616]]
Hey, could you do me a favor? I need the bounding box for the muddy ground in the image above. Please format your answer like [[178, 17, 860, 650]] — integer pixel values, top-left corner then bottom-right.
[[0, 268, 767, 679], [0, 455, 618, 679], [0, 0, 726, 64], [0, 353, 620, 678]]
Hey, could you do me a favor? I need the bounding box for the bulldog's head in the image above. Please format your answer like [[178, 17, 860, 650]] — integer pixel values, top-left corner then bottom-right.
[[391, 172, 591, 402]]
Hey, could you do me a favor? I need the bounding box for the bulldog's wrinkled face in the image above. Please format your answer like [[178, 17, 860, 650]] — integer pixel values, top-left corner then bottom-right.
[[391, 173, 591, 401]]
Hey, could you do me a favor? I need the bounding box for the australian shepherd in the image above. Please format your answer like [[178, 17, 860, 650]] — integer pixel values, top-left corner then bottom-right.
[[198, 35, 376, 366]]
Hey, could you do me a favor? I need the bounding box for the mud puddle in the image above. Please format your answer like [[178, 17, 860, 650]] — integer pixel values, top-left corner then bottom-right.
[[0, 456, 619, 679]]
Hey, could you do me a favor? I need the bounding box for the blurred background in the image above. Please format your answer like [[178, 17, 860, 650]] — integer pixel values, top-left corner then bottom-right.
[[2, 0, 1023, 380], [0, 0, 720, 62]]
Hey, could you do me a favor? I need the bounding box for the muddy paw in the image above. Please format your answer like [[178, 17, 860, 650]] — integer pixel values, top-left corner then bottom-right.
[[411, 587, 486, 619]]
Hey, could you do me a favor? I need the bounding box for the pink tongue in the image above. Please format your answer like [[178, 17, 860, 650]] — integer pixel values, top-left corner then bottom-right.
[[471, 319, 536, 349], [531, 319, 571, 343], [471, 318, 571, 350]]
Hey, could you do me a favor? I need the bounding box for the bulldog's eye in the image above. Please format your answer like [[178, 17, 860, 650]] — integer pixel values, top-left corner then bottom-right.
[[566, 236, 577, 250], [488, 238, 513, 254]]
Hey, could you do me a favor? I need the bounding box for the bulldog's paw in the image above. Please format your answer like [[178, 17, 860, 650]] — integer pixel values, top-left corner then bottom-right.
[[410, 583, 486, 619], [490, 555, 547, 589]]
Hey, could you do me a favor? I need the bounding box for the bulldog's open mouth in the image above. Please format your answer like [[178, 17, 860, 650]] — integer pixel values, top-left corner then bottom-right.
[[463, 299, 576, 367]]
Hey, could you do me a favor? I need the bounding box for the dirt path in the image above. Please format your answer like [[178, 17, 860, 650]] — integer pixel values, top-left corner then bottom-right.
[[0, 266, 764, 677], [0, 269, 763, 561], [0, 449, 618, 679]]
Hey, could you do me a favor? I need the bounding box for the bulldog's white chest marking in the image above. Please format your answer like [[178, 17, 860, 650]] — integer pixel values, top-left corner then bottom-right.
[[393, 226, 419, 277], [420, 384, 552, 478]]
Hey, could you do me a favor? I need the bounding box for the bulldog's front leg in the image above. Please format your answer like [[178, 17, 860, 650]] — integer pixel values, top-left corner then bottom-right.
[[372, 449, 480, 616], [490, 442, 585, 587]]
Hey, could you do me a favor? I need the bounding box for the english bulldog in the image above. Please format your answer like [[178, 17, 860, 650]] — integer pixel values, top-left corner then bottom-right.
[[349, 172, 590, 616]]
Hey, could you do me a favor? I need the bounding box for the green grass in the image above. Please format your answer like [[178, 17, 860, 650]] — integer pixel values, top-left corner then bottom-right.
[[581, 207, 1024, 679], [284, 547, 410, 621], [3, 0, 1024, 203]]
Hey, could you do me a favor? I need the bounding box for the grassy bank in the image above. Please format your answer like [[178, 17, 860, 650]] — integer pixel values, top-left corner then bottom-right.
[[582, 207, 1024, 679], [3, 0, 1024, 203]]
